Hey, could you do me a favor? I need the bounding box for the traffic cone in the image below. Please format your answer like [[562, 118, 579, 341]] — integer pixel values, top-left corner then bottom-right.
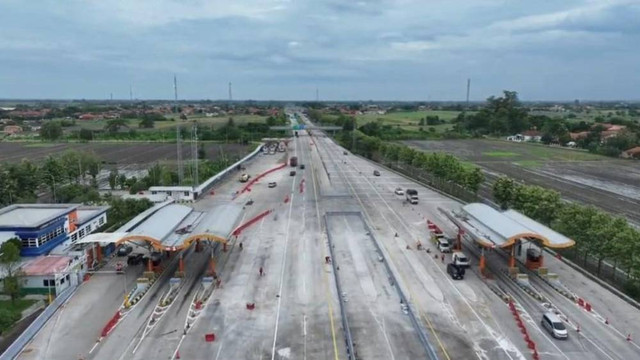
[[176, 350, 181, 359], [576, 324, 580, 333], [627, 334, 632, 342], [605, 318, 609, 325]]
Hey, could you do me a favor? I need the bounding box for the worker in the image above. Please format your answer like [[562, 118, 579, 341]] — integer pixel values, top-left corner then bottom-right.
[[441, 254, 445, 263], [259, 267, 264, 277], [239, 242, 243, 250]]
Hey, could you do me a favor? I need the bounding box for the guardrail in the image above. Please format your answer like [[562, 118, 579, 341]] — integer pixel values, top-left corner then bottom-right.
[[326, 211, 440, 360], [195, 143, 264, 197], [0, 285, 78, 360], [324, 214, 356, 359]]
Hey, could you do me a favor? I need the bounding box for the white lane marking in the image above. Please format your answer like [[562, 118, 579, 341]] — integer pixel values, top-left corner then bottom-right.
[[324, 138, 519, 360], [270, 136, 298, 360]]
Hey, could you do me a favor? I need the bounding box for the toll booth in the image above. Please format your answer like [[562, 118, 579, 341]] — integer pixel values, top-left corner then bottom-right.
[[438, 203, 575, 274]]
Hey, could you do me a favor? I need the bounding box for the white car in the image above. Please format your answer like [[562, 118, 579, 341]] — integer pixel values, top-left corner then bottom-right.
[[437, 238, 452, 253], [452, 252, 470, 268], [394, 187, 404, 195]]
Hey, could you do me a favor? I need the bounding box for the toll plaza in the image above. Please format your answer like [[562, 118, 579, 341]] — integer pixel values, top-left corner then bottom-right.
[[78, 203, 243, 278], [439, 203, 575, 275]]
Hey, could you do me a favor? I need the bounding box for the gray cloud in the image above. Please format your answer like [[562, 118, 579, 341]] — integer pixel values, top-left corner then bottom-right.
[[0, 0, 638, 100]]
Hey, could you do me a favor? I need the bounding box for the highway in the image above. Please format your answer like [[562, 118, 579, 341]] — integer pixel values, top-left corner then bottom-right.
[[16, 115, 640, 360]]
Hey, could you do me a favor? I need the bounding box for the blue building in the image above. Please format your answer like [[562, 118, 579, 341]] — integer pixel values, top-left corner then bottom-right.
[[0, 204, 109, 257]]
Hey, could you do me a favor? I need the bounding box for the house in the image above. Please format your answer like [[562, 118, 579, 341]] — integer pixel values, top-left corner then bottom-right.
[[570, 131, 589, 141], [78, 113, 98, 121], [621, 147, 640, 159], [508, 130, 542, 142], [19, 255, 85, 295], [3, 125, 23, 135]]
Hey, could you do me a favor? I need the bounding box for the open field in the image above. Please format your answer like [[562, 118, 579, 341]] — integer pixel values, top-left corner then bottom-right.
[[355, 110, 462, 132], [0, 141, 250, 166], [68, 114, 269, 132], [404, 139, 640, 224], [530, 109, 637, 123]]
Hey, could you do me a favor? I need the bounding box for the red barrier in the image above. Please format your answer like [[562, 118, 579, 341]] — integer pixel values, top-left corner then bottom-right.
[[205, 333, 216, 342], [101, 311, 121, 337], [240, 163, 287, 194], [232, 209, 273, 237], [578, 298, 584, 307], [585, 303, 591, 312], [284, 195, 290, 203]]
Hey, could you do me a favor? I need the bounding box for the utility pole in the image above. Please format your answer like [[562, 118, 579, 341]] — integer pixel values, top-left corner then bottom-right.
[[315, 87, 319, 102], [175, 75, 184, 185], [228, 82, 232, 102], [192, 122, 199, 186], [466, 78, 471, 109], [129, 85, 133, 101], [352, 117, 356, 152]]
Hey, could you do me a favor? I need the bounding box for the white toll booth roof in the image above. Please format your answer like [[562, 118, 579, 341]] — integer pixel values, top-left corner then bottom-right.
[[128, 204, 193, 241], [453, 203, 575, 249]]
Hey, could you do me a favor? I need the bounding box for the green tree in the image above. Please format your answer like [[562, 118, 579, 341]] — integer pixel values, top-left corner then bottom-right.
[[493, 177, 516, 209], [118, 174, 127, 189], [108, 169, 118, 190], [39, 121, 63, 140], [104, 118, 129, 133], [78, 128, 93, 141], [198, 144, 206, 160], [464, 168, 485, 193], [139, 117, 155, 128], [41, 156, 65, 200], [0, 241, 22, 303]]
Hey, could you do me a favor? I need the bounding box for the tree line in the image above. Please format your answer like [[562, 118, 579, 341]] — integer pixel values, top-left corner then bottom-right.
[[493, 177, 640, 298], [453, 91, 640, 157], [330, 129, 484, 193]]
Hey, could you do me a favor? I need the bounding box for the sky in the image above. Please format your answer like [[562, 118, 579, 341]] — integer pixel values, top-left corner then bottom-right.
[[0, 0, 638, 101]]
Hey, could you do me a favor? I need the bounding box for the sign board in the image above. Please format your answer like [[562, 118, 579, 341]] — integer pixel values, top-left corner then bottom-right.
[[170, 278, 181, 284], [202, 277, 214, 283]]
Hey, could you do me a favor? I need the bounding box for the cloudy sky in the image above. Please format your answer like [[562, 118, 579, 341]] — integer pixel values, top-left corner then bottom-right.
[[0, 0, 638, 101]]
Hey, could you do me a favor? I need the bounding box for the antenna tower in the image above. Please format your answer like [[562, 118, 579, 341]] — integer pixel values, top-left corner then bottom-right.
[[175, 75, 184, 184], [466, 78, 471, 109], [228, 82, 233, 102], [192, 123, 199, 186]]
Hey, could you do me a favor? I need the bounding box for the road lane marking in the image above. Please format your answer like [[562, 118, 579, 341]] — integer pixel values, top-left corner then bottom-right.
[[309, 132, 341, 360]]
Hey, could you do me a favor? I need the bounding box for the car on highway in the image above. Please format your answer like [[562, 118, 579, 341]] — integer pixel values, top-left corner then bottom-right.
[[447, 263, 465, 280], [127, 253, 144, 265], [290, 170, 296, 176], [373, 170, 380, 176], [117, 245, 133, 257], [452, 252, 470, 268], [437, 238, 452, 253], [343, 151, 348, 155], [299, 164, 305, 169], [541, 312, 568, 339], [268, 182, 277, 188], [394, 187, 404, 195]]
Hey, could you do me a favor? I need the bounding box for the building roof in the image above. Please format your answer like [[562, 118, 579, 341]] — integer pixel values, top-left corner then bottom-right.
[[623, 146, 640, 155], [149, 186, 194, 192], [128, 204, 193, 241], [0, 204, 80, 228], [447, 203, 574, 249], [21, 255, 73, 276], [76, 206, 110, 225]]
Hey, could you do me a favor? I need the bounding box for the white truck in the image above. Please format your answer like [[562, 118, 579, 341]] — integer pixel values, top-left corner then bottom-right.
[[405, 189, 418, 204]]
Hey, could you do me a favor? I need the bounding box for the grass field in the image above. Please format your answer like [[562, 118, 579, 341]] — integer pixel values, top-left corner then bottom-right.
[[355, 110, 463, 133], [73, 114, 268, 131]]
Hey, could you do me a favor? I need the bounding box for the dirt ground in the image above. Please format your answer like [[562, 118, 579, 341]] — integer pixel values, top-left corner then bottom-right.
[[404, 139, 640, 225], [0, 142, 250, 166]]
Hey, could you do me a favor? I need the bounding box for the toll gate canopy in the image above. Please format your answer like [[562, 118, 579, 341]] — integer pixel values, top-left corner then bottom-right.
[[445, 203, 575, 249]]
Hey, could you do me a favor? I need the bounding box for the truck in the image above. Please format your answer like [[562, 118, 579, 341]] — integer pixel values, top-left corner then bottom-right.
[[405, 189, 418, 204], [289, 156, 298, 167]]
